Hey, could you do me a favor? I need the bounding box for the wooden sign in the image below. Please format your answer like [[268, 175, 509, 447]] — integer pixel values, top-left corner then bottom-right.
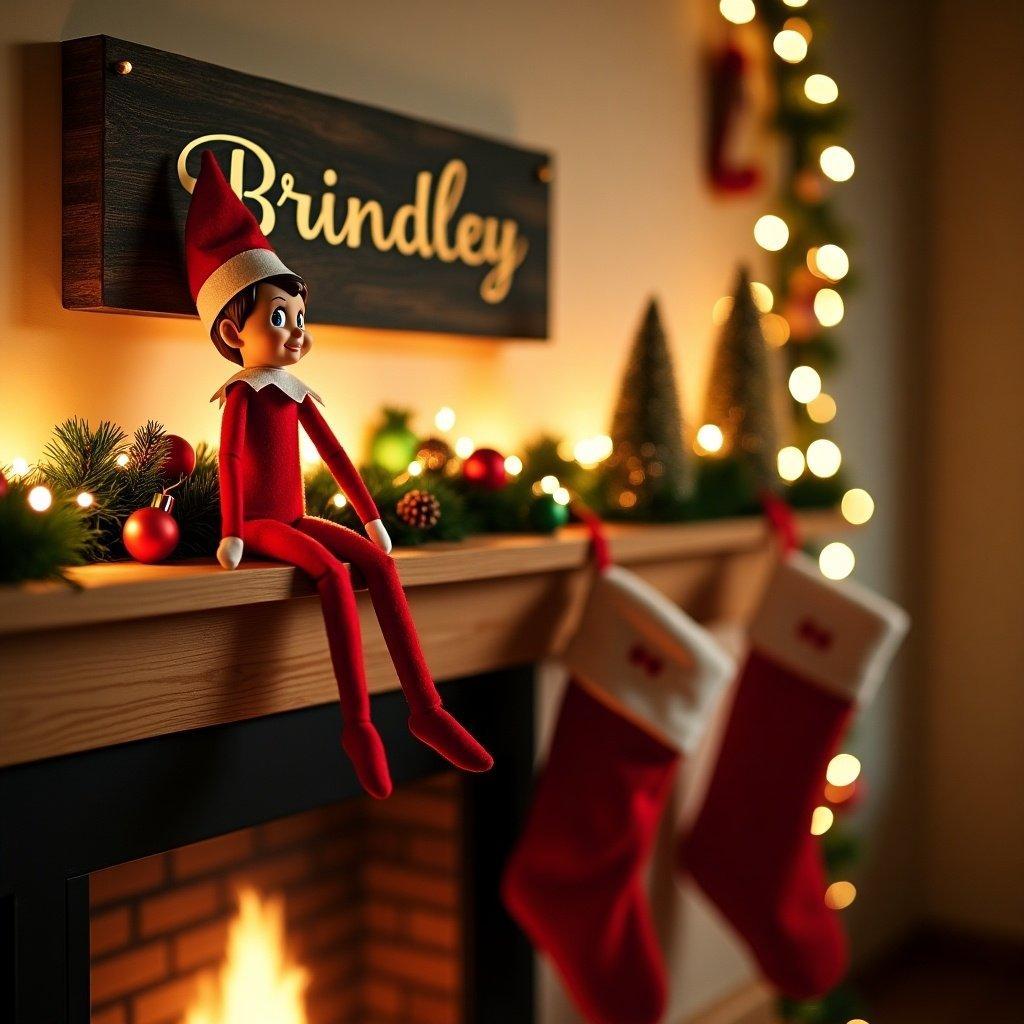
[[61, 36, 550, 338]]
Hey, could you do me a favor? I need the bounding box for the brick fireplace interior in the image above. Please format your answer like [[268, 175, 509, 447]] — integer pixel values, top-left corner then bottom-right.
[[89, 774, 464, 1024], [1, 672, 532, 1024]]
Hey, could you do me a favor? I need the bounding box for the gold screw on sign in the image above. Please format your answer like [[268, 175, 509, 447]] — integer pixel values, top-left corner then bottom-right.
[[113, 60, 133, 76], [536, 163, 552, 184]]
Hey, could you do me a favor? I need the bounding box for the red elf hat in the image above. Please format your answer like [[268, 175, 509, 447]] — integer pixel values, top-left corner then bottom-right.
[[184, 150, 295, 330]]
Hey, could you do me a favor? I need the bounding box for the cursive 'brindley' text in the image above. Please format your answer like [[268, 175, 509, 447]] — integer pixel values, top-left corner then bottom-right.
[[178, 135, 528, 304]]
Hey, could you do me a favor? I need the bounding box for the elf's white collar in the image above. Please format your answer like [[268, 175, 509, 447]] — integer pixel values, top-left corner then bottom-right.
[[211, 366, 324, 408]]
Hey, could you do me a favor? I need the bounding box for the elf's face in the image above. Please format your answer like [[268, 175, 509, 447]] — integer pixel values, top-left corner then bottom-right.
[[222, 282, 312, 368]]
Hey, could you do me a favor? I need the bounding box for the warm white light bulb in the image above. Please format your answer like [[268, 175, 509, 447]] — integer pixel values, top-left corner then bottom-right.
[[750, 281, 774, 312], [712, 295, 734, 325], [807, 393, 837, 424], [299, 433, 320, 466], [814, 288, 845, 327], [789, 365, 822, 403], [332, 492, 348, 509], [454, 436, 475, 459], [819, 541, 855, 580], [504, 455, 524, 476], [762, 313, 791, 348], [825, 881, 857, 910], [827, 753, 862, 786], [777, 446, 806, 482], [76, 491, 95, 509], [540, 475, 559, 495], [841, 488, 875, 525], [815, 244, 850, 281], [115, 453, 130, 468], [696, 424, 725, 455], [28, 485, 52, 512], [434, 406, 456, 432], [783, 0, 809, 6], [810, 806, 835, 836], [11, 456, 29, 476], [804, 73, 839, 104], [719, 0, 756, 25], [820, 145, 855, 182], [773, 29, 808, 63], [807, 438, 841, 478], [407, 460, 423, 476], [553, 486, 571, 506], [574, 435, 613, 467], [754, 214, 790, 251]]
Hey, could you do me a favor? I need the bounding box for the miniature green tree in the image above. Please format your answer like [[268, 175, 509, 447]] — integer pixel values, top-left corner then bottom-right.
[[604, 298, 694, 516], [702, 266, 780, 487]]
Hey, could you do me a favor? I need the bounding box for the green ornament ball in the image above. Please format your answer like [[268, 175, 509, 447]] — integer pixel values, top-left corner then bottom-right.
[[370, 408, 419, 474], [527, 494, 570, 533]]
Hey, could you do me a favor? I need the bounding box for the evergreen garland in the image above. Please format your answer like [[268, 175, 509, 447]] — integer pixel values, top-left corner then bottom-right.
[[305, 463, 469, 546], [0, 477, 92, 583], [174, 443, 222, 558], [3, 407, 841, 578], [756, 0, 855, 458], [35, 419, 169, 561]]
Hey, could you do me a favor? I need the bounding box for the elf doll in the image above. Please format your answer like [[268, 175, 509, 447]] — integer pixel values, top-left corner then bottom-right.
[[185, 151, 492, 799]]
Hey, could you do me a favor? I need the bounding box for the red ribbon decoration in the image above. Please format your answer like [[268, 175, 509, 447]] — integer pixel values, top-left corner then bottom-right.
[[572, 501, 612, 572], [760, 488, 800, 555]]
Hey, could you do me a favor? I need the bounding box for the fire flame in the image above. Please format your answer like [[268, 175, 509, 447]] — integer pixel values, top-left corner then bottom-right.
[[185, 888, 309, 1024]]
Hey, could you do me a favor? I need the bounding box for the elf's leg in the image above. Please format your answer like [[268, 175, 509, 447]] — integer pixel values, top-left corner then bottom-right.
[[242, 518, 392, 799], [296, 516, 492, 773], [677, 553, 908, 998]]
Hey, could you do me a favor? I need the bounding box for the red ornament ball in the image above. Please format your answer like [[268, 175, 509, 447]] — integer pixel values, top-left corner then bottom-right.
[[0, 467, 8, 499], [462, 448, 507, 490], [123, 499, 179, 563], [160, 435, 196, 481]]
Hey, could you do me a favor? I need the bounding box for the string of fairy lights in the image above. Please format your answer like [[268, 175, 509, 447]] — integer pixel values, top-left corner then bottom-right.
[[710, 0, 872, 590]]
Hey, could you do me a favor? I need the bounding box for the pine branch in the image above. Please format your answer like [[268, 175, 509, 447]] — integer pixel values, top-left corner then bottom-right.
[[36, 418, 171, 561], [0, 478, 93, 583], [174, 442, 221, 557]]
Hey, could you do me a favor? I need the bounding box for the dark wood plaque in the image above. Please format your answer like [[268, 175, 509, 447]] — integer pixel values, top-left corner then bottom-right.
[[61, 36, 550, 338]]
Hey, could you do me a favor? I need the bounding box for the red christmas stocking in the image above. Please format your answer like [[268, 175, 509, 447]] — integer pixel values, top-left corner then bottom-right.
[[677, 554, 909, 998], [502, 564, 734, 1024]]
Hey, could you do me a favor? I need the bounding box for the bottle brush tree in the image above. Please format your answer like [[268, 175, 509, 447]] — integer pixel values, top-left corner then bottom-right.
[[702, 266, 781, 489], [603, 298, 694, 517]]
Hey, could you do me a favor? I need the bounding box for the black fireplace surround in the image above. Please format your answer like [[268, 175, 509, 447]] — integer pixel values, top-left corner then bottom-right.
[[0, 668, 535, 1024]]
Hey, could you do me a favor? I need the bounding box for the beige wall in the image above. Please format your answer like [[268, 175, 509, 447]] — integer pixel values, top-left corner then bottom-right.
[[2, 0, 766, 462], [923, 0, 1024, 940], [0, 0, 929, 1016]]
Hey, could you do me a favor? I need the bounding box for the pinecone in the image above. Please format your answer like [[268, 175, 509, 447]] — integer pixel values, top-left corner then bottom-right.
[[396, 489, 441, 530]]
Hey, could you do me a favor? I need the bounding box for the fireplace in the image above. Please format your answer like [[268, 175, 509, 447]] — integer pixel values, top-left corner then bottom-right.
[[0, 670, 534, 1024], [90, 775, 465, 1024]]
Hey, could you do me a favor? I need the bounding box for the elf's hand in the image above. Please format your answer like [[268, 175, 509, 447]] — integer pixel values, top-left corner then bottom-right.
[[365, 518, 392, 555], [217, 536, 244, 570]]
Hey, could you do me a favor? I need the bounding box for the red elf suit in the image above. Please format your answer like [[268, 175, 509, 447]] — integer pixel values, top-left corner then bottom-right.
[[186, 151, 492, 799]]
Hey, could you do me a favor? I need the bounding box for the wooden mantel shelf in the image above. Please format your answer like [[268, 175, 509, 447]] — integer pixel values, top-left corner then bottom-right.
[[0, 512, 838, 636], [0, 512, 841, 768]]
